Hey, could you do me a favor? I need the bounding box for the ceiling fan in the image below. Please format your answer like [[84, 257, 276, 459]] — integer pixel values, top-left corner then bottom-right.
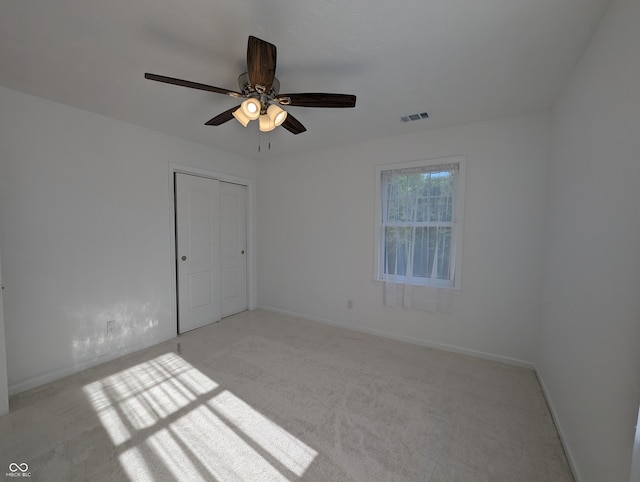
[[145, 35, 356, 135]]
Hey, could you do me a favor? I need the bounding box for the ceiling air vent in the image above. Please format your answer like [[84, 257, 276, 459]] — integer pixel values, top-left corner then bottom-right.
[[400, 112, 430, 123]]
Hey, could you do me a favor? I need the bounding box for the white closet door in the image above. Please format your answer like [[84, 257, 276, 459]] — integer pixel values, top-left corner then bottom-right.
[[175, 173, 221, 333], [220, 182, 247, 318]]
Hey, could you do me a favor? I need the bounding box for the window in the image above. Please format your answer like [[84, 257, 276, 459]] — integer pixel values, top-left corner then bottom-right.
[[375, 157, 465, 289]]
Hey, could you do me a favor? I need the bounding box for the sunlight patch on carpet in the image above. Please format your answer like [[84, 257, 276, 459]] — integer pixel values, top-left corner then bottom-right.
[[83, 352, 317, 481]]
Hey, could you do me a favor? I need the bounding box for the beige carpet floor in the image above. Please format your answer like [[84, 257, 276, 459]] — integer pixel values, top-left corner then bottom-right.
[[0, 310, 573, 481]]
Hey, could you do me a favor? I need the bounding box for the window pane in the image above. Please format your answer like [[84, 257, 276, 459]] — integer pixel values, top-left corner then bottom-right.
[[386, 175, 421, 223], [436, 227, 452, 280], [380, 161, 460, 285], [412, 227, 452, 280], [384, 226, 452, 281], [384, 227, 411, 275], [415, 196, 429, 223], [412, 226, 433, 277], [431, 172, 453, 222], [385, 170, 454, 224]]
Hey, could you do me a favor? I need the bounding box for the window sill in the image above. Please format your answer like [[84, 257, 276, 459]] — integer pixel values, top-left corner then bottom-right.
[[371, 277, 462, 294]]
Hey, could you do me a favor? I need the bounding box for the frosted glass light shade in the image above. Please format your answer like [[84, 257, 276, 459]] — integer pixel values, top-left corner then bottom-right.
[[241, 98, 261, 120], [259, 114, 276, 132], [267, 104, 288, 126], [232, 107, 251, 127]]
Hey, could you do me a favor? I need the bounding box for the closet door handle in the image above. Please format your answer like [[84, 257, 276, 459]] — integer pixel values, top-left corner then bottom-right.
[[241, 250, 245, 255], [181, 256, 187, 261]]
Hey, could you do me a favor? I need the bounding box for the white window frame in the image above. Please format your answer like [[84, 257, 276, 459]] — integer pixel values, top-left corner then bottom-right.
[[374, 156, 466, 291]]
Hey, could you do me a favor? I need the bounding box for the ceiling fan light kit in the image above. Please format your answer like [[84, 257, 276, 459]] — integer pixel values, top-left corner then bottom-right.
[[259, 114, 275, 132], [145, 35, 356, 136], [239, 98, 261, 120], [231, 107, 252, 127], [267, 104, 287, 126]]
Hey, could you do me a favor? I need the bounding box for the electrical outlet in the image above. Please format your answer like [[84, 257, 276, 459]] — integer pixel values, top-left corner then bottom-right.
[[347, 300, 353, 309], [106, 320, 116, 334]]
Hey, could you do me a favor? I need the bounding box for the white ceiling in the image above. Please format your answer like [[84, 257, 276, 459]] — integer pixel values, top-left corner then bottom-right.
[[0, 0, 611, 160]]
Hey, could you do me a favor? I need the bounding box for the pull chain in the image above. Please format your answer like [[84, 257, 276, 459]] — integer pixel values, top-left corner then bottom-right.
[[256, 123, 273, 152]]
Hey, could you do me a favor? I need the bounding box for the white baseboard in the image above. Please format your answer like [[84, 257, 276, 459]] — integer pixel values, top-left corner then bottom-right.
[[257, 305, 535, 370], [534, 369, 581, 482], [8, 332, 176, 396]]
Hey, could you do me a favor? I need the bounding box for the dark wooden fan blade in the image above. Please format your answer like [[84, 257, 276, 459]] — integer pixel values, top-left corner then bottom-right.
[[247, 36, 276, 93], [205, 106, 238, 126], [145, 73, 242, 97], [276, 93, 356, 108], [281, 113, 307, 135]]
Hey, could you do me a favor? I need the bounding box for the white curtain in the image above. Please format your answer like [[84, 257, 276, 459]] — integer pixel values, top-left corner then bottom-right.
[[382, 164, 458, 313]]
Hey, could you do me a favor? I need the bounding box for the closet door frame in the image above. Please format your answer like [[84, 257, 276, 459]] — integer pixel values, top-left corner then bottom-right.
[[168, 163, 255, 337]]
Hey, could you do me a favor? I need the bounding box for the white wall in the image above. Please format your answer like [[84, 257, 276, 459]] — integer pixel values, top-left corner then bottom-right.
[[0, 86, 256, 393], [0, 250, 8, 414], [257, 112, 549, 365], [538, 0, 640, 480]]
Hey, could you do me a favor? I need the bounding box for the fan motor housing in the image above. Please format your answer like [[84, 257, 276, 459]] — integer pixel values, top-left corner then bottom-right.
[[238, 72, 283, 114], [238, 72, 280, 97]]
